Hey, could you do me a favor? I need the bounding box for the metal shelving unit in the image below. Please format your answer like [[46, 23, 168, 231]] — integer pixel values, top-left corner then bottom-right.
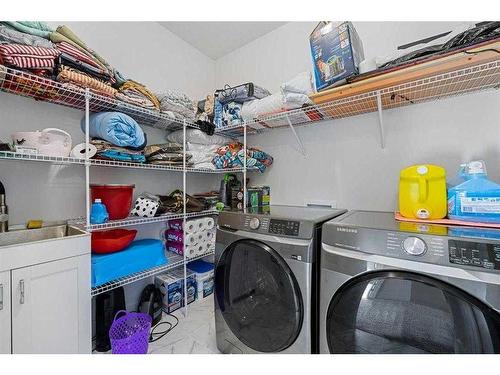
[[0, 66, 199, 130], [83, 210, 217, 231], [90, 249, 215, 297], [0, 65, 249, 321], [0, 151, 252, 173], [214, 59, 500, 149]]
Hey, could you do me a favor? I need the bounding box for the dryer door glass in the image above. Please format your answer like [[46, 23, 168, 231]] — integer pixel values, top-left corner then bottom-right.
[[326, 270, 500, 353], [216, 239, 303, 352]]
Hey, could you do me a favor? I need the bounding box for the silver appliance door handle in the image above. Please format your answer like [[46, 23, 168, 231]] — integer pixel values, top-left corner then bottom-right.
[[19, 279, 24, 305], [0, 283, 3, 310]]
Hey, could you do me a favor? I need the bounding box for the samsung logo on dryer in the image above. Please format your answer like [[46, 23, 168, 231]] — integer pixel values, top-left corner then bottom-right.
[[336, 227, 358, 234]]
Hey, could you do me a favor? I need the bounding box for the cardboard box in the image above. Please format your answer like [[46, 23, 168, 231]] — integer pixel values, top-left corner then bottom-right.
[[155, 268, 196, 313], [246, 186, 271, 207], [310, 22, 364, 92]]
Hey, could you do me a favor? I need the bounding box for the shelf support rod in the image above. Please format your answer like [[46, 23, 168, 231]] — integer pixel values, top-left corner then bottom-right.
[[243, 121, 247, 213], [182, 119, 188, 318], [84, 89, 90, 228], [285, 115, 307, 156], [376, 90, 386, 149]]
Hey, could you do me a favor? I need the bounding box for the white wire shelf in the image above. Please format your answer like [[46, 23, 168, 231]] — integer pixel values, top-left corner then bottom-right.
[[90, 249, 215, 296], [0, 66, 198, 131], [83, 210, 218, 231], [0, 151, 254, 173], [214, 59, 500, 136]]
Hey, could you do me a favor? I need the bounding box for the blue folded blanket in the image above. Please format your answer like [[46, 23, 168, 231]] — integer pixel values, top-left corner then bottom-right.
[[81, 112, 146, 150]]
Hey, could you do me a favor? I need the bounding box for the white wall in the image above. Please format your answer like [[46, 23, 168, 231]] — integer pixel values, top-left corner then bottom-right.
[[215, 22, 500, 211], [0, 22, 218, 225]]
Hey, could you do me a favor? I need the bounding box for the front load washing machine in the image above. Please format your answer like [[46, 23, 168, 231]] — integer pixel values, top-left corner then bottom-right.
[[215, 205, 346, 354], [320, 210, 500, 354]]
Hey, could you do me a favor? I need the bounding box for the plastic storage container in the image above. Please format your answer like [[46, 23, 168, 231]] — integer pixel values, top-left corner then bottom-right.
[[448, 160, 500, 223], [90, 184, 135, 220], [399, 164, 447, 219], [187, 260, 214, 300]]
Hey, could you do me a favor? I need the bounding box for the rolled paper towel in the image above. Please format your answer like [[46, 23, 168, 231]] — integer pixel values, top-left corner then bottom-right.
[[166, 241, 183, 255], [195, 232, 205, 244], [185, 244, 198, 259], [168, 219, 197, 233], [204, 229, 215, 242], [191, 218, 205, 232], [203, 241, 213, 253], [70, 143, 97, 159], [204, 217, 215, 230], [195, 243, 205, 256]]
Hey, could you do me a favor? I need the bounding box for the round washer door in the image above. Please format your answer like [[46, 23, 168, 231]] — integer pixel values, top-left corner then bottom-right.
[[326, 270, 500, 354], [216, 239, 303, 352]]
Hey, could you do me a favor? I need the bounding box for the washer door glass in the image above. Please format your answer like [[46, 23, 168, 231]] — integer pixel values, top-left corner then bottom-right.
[[216, 239, 303, 352], [326, 270, 500, 353]]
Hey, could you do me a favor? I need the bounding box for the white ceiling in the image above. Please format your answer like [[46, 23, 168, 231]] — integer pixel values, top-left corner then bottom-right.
[[158, 22, 286, 59]]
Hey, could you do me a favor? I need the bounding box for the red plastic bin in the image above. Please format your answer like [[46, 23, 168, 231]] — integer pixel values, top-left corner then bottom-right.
[[90, 184, 135, 220]]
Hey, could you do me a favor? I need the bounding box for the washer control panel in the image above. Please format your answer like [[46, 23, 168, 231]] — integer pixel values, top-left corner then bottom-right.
[[268, 219, 300, 236], [449, 240, 500, 270]]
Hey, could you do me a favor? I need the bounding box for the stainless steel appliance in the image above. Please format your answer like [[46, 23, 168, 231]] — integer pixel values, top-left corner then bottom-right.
[[320, 210, 500, 354], [215, 205, 346, 354]]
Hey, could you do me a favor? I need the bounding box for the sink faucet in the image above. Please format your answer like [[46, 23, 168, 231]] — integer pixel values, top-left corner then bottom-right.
[[0, 181, 8, 232]]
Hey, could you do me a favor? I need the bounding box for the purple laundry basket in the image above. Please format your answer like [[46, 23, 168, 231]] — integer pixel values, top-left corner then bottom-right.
[[109, 310, 152, 354]]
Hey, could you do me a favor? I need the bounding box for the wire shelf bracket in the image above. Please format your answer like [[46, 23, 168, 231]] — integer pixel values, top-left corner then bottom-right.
[[285, 114, 307, 156], [376, 90, 386, 149]]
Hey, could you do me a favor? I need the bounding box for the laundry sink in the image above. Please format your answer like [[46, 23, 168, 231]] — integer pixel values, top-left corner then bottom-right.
[[0, 224, 90, 272], [0, 225, 86, 247]]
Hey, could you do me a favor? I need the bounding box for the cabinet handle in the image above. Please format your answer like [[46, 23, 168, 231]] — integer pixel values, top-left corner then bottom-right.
[[19, 279, 24, 305], [0, 283, 3, 310]]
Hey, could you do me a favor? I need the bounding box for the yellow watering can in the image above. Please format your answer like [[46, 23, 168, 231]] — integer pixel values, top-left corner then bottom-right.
[[399, 165, 447, 220]]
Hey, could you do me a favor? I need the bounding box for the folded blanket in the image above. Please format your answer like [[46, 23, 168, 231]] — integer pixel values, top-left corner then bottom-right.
[[91, 139, 144, 155], [0, 21, 53, 39], [97, 150, 146, 163], [55, 41, 104, 70], [57, 66, 117, 97], [82, 112, 147, 150], [221, 101, 244, 127], [0, 44, 59, 71], [117, 80, 160, 110], [212, 142, 273, 173], [49, 26, 112, 75], [0, 25, 54, 48], [58, 53, 113, 83], [157, 90, 195, 121], [166, 128, 234, 146]]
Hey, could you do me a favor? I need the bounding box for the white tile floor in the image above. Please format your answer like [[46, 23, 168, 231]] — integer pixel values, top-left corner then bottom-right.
[[148, 296, 219, 354]]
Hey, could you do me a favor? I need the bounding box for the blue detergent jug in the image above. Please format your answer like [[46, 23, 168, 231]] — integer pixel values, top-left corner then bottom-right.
[[448, 161, 500, 223], [90, 199, 109, 224]]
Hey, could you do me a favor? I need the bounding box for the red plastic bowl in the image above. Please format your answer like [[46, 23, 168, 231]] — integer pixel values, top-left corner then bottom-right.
[[91, 229, 137, 254], [90, 184, 135, 220]]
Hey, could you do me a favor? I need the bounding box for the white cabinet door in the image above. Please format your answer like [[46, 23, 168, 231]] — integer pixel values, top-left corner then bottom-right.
[[0, 270, 11, 354], [11, 255, 91, 354]]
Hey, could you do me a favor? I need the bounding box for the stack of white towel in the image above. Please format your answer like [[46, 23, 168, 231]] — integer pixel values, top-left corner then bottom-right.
[[163, 216, 216, 259]]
